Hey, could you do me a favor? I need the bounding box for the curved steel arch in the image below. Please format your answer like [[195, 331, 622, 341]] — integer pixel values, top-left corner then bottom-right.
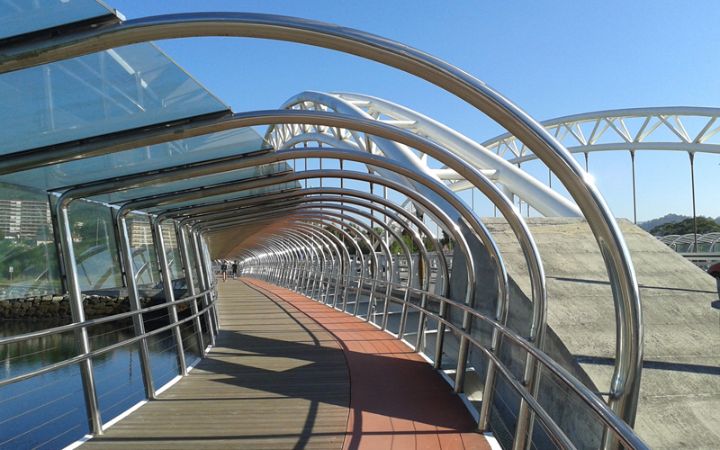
[[166, 186, 446, 294], [293, 212, 399, 320], [165, 186, 449, 348], [43, 103, 632, 444], [295, 217, 369, 311], [166, 186, 449, 343], [146, 165, 499, 393], [222, 212, 395, 322], [209, 208, 396, 319], [29, 100, 635, 431], [87, 153, 491, 392], [255, 206, 415, 328], [0, 11, 644, 431], [51, 119, 556, 444], [660, 232, 720, 253], [180, 190, 439, 295], [187, 194, 430, 294], [162, 170, 547, 436], [270, 90, 580, 217]]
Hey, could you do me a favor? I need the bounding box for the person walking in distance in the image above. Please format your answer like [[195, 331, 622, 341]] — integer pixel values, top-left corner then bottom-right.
[[232, 260, 239, 279], [220, 260, 228, 282]]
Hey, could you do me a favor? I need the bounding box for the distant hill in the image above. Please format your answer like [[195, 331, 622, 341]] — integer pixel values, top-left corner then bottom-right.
[[639, 214, 689, 232], [649, 217, 720, 236]]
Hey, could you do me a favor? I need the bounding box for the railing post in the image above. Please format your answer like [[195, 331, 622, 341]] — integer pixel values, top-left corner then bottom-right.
[[116, 212, 157, 400], [57, 202, 103, 435], [47, 195, 67, 294], [151, 218, 187, 375]]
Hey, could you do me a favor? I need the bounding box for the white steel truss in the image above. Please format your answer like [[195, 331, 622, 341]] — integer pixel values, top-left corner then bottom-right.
[[483, 107, 720, 164]]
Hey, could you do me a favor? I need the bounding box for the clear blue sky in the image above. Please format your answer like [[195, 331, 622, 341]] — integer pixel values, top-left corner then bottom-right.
[[109, 0, 720, 222]]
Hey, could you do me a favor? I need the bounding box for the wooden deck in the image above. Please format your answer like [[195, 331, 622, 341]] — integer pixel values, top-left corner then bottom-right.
[[84, 279, 488, 450]]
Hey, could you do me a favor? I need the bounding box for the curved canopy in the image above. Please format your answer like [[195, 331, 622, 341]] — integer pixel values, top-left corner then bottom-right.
[[0, 5, 655, 450]]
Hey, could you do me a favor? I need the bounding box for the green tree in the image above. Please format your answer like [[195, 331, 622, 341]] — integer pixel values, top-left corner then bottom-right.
[[650, 216, 720, 236]]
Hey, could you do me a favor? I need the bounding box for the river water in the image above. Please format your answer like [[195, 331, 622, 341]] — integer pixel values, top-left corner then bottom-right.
[[0, 317, 202, 449]]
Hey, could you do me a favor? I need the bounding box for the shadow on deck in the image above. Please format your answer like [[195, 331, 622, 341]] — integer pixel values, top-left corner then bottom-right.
[[83, 279, 488, 450]]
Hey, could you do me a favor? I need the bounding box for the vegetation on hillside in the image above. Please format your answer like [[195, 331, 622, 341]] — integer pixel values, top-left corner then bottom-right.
[[649, 216, 720, 236], [639, 213, 690, 232]]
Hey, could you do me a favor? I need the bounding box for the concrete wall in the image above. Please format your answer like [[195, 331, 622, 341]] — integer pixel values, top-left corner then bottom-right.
[[454, 218, 720, 449]]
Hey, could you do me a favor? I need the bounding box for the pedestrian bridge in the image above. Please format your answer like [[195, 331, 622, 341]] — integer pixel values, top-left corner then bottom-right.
[[1, 2, 718, 450], [80, 279, 487, 449]]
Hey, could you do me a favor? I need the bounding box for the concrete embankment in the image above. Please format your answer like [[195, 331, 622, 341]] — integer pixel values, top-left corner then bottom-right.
[[481, 218, 720, 449]]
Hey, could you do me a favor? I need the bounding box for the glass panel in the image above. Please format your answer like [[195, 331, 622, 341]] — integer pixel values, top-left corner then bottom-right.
[[94, 341, 146, 425], [0, 183, 61, 301], [126, 215, 158, 288], [160, 223, 184, 281], [144, 182, 301, 214], [185, 235, 199, 288], [90, 163, 288, 204], [0, 128, 267, 192], [0, 324, 88, 449], [67, 200, 123, 291], [0, 0, 113, 40], [0, 43, 228, 155], [148, 328, 180, 389], [179, 321, 201, 364]]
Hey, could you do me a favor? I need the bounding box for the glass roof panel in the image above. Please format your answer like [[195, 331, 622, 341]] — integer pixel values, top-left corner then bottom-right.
[[144, 183, 301, 214], [0, 0, 115, 40], [0, 43, 229, 155], [88, 163, 291, 204], [0, 128, 268, 191]]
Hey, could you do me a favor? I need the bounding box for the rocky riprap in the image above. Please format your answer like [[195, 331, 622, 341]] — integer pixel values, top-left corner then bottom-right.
[[0, 294, 155, 320]]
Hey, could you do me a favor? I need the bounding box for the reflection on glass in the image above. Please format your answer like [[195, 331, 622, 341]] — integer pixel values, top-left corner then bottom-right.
[[67, 199, 123, 291], [0, 43, 228, 155], [161, 222, 184, 280], [0, 128, 267, 193], [0, 319, 189, 449], [127, 214, 159, 288], [0, 0, 113, 40], [0, 183, 61, 300]]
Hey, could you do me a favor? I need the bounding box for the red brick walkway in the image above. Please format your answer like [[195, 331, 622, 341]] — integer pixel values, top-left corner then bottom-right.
[[244, 278, 490, 450]]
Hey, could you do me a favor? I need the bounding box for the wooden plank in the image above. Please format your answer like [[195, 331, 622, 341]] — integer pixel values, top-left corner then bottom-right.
[[246, 279, 490, 450], [84, 278, 489, 450], [83, 281, 350, 450]]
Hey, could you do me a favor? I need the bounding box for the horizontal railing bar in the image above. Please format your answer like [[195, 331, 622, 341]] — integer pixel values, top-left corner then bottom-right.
[[0, 298, 215, 388], [254, 272, 645, 449], [0, 290, 211, 346]]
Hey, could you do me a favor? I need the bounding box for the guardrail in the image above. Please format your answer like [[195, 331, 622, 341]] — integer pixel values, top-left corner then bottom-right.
[[0, 285, 217, 447], [243, 264, 648, 450]]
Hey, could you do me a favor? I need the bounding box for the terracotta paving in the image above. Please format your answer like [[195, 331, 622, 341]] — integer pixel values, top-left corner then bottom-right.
[[244, 278, 490, 450]]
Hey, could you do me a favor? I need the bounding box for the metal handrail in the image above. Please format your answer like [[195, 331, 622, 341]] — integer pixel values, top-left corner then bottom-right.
[[245, 270, 648, 450], [0, 290, 216, 388], [0, 289, 210, 347]]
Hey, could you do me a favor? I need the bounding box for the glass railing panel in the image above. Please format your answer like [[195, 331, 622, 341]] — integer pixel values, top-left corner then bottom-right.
[[67, 200, 123, 291]]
